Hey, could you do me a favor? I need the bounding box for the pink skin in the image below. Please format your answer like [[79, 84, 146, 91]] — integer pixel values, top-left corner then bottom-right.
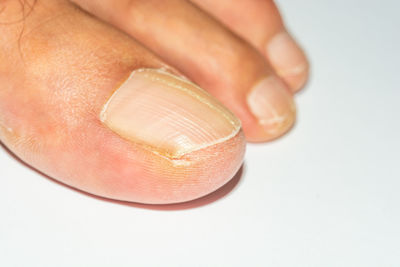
[[1, 60, 245, 204], [0, 6, 245, 203]]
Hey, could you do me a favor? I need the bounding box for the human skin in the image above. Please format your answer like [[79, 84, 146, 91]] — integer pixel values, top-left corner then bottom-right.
[[0, 0, 309, 204]]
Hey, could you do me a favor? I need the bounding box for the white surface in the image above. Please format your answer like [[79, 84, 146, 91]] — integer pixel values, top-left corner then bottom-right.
[[1, 0, 400, 266]]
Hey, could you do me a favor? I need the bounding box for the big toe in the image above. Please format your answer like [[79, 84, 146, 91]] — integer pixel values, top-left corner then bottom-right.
[[0, 0, 245, 204]]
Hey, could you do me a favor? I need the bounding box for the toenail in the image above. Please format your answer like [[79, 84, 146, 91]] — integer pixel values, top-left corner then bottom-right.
[[100, 68, 241, 158], [247, 76, 296, 136], [266, 32, 308, 84]]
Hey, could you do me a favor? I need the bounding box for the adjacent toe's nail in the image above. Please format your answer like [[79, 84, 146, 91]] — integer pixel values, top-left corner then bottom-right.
[[247, 76, 296, 137], [101, 68, 241, 158], [266, 32, 309, 90]]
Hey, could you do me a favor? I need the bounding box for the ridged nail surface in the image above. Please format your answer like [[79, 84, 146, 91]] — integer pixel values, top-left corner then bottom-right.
[[247, 76, 296, 136], [101, 69, 241, 158]]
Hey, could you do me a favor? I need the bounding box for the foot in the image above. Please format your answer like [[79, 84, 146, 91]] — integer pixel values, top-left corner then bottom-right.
[[0, 0, 309, 204]]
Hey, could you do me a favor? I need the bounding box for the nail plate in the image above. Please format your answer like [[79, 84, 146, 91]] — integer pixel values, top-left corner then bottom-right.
[[266, 32, 308, 89], [101, 69, 241, 158], [247, 76, 296, 136]]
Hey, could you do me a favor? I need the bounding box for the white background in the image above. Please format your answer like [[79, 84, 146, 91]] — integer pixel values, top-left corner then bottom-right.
[[1, 0, 399, 266]]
